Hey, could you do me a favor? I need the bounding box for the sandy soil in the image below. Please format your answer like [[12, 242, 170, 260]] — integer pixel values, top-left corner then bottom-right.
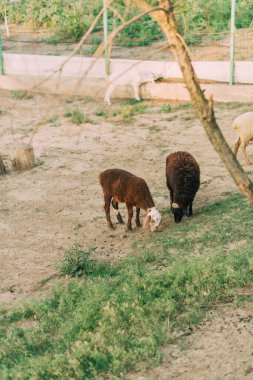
[[126, 298, 253, 380], [0, 89, 252, 378]]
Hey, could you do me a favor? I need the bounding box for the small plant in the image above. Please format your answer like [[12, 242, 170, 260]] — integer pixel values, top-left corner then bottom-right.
[[73, 223, 83, 230], [11, 91, 32, 100], [59, 244, 113, 278], [149, 125, 161, 133], [48, 114, 59, 127], [83, 47, 97, 56], [64, 110, 95, 125], [172, 103, 192, 112], [123, 99, 145, 105], [59, 244, 93, 277], [115, 103, 147, 123], [160, 104, 172, 113], [94, 108, 108, 118]]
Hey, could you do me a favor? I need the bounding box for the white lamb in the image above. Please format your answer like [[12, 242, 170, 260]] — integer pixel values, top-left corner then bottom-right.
[[232, 112, 253, 165], [104, 68, 163, 106]]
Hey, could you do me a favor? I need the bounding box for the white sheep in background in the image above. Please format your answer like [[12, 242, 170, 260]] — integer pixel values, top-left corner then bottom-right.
[[232, 112, 253, 165], [104, 68, 164, 106]]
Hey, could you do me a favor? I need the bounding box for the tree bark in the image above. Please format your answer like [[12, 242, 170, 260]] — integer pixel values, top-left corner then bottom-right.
[[0, 154, 6, 175], [132, 0, 253, 204], [13, 143, 36, 171]]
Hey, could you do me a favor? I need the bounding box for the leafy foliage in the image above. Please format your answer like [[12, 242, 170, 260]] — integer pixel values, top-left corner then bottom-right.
[[1, 0, 252, 45], [59, 244, 114, 277]]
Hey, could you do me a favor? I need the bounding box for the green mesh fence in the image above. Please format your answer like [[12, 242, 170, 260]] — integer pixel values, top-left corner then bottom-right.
[[1, 27, 252, 62], [0, 0, 252, 62], [0, 31, 250, 60]]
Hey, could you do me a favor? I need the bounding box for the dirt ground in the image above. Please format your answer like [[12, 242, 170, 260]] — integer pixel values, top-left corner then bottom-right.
[[0, 89, 253, 378], [126, 298, 253, 380]]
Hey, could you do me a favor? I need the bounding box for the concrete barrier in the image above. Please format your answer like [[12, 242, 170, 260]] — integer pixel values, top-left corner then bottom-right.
[[1, 74, 253, 103], [3, 54, 253, 84]]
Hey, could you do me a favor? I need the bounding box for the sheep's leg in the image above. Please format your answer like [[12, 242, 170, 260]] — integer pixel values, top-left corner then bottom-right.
[[233, 137, 241, 157], [170, 190, 174, 208], [167, 185, 174, 209], [241, 142, 252, 165], [135, 207, 141, 227], [126, 203, 134, 231], [132, 82, 141, 101], [111, 199, 124, 224], [104, 195, 114, 229], [104, 84, 115, 106], [189, 203, 193, 216]]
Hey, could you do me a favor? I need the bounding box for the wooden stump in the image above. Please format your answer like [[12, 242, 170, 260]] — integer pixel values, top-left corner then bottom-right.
[[0, 154, 6, 175], [13, 143, 36, 171]]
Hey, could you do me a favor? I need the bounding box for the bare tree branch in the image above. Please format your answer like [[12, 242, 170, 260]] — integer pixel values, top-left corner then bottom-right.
[[94, 6, 164, 57], [108, 5, 125, 23], [28, 0, 115, 92]]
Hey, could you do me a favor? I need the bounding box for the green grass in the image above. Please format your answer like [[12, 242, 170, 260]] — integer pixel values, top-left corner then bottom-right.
[[172, 103, 193, 112], [159, 104, 172, 113], [11, 90, 32, 100], [94, 108, 108, 118], [0, 194, 253, 379], [47, 114, 59, 127], [64, 110, 95, 125], [112, 103, 148, 123]]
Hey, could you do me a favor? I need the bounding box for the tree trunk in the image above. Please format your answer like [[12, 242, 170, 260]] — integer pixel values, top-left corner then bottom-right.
[[13, 143, 36, 171], [132, 0, 253, 204], [0, 154, 6, 175]]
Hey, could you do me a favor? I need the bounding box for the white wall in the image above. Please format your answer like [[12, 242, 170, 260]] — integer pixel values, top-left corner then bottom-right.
[[2, 53, 253, 84]]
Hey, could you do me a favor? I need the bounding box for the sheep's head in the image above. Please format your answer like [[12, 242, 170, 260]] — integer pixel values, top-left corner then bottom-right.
[[143, 207, 161, 232], [171, 202, 189, 223]]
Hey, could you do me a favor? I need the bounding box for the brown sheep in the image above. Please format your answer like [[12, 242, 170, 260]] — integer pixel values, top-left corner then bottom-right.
[[99, 168, 161, 231], [166, 151, 200, 223]]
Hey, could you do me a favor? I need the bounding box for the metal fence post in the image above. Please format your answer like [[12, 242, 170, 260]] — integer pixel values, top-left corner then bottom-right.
[[103, 0, 110, 76], [229, 0, 236, 85], [0, 34, 3, 75]]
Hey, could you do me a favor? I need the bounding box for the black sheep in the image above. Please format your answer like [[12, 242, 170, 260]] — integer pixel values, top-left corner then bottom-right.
[[166, 151, 200, 223]]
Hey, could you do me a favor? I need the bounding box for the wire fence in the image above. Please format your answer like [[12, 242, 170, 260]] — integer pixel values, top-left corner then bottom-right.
[[1, 25, 253, 62]]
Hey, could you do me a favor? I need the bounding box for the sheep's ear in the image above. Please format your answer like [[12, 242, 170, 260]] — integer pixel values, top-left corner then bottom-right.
[[172, 202, 179, 209], [143, 214, 151, 227]]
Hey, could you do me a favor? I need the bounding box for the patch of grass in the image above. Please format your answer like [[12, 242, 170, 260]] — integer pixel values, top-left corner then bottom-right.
[[149, 125, 162, 133], [82, 97, 93, 104], [58, 244, 114, 278], [113, 103, 147, 123], [217, 102, 249, 110], [123, 99, 145, 106], [11, 90, 32, 100], [165, 115, 178, 122], [159, 104, 172, 113], [0, 194, 253, 378], [182, 114, 195, 121], [64, 110, 95, 125], [47, 114, 59, 127], [94, 108, 108, 118], [172, 103, 192, 112]]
